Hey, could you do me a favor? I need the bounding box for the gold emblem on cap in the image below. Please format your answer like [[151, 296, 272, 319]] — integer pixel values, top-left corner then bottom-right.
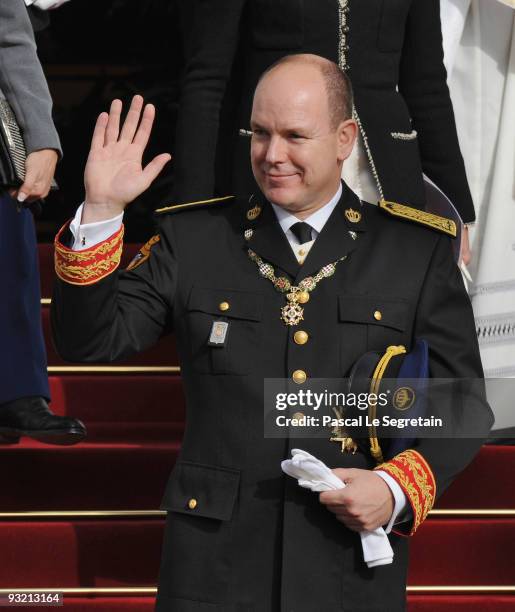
[[393, 387, 416, 411], [345, 208, 361, 223], [246, 205, 262, 221]]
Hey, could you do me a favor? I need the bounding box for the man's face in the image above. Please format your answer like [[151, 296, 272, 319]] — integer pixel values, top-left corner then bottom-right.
[[250, 65, 354, 216]]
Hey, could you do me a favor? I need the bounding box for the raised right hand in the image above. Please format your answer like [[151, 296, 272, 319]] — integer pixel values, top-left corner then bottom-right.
[[83, 95, 171, 223]]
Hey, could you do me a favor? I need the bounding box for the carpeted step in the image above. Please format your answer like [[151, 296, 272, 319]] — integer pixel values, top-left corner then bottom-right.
[[0, 440, 178, 510], [408, 518, 515, 584], [407, 596, 515, 611], [17, 597, 157, 612], [0, 518, 513, 587], [0, 594, 513, 612], [42, 308, 179, 366], [0, 520, 161, 588], [436, 445, 515, 508], [1, 435, 513, 511], [48, 376, 185, 423]]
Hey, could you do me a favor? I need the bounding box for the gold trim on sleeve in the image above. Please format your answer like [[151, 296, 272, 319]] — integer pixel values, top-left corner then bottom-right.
[[154, 195, 234, 215], [375, 449, 436, 535], [54, 222, 124, 286]]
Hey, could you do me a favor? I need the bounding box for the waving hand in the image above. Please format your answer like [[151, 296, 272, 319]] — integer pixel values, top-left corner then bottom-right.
[[83, 95, 171, 223]]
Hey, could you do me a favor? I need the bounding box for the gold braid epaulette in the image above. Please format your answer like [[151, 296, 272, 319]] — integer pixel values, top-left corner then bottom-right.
[[154, 195, 235, 215], [379, 200, 457, 238], [54, 221, 124, 286], [374, 449, 436, 536]]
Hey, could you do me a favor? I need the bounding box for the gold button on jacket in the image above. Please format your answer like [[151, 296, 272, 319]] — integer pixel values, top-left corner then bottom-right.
[[293, 331, 309, 345], [292, 370, 307, 384]]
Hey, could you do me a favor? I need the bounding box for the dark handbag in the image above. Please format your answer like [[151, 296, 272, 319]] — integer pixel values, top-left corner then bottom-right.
[[0, 95, 58, 213], [0, 96, 27, 188]]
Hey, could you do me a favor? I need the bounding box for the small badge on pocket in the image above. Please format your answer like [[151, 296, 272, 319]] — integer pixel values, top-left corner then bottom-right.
[[208, 321, 230, 347]]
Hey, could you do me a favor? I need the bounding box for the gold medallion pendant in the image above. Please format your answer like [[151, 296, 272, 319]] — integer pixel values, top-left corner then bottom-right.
[[281, 300, 304, 326]]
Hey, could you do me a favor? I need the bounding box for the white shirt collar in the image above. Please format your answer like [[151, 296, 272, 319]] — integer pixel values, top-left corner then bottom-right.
[[270, 183, 342, 242]]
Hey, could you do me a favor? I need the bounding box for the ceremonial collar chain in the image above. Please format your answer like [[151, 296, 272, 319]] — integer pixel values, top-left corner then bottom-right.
[[247, 248, 347, 326]]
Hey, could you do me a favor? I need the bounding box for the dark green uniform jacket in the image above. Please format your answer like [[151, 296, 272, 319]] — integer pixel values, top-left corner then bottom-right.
[[52, 183, 492, 612]]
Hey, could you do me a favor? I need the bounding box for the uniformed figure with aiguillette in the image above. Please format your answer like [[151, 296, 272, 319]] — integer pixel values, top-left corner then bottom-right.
[[51, 55, 492, 611]]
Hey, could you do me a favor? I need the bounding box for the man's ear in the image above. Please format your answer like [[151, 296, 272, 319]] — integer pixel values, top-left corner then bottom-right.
[[336, 119, 358, 162]]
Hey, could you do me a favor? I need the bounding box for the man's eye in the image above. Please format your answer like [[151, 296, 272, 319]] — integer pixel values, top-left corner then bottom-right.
[[289, 133, 304, 140], [253, 129, 266, 137]]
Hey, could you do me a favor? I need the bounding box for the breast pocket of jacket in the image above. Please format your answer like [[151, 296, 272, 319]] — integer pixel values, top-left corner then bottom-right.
[[338, 293, 411, 373], [186, 286, 263, 375], [376, 0, 411, 52], [251, 0, 304, 49]]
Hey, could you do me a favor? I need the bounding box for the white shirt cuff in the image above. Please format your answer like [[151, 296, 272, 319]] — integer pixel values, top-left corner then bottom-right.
[[70, 203, 124, 251], [375, 470, 407, 534]]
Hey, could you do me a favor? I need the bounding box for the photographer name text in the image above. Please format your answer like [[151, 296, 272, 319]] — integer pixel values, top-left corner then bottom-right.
[[276, 414, 443, 429]]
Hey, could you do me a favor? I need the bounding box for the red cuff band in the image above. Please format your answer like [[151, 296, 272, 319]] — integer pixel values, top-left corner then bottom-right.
[[374, 449, 436, 535], [54, 220, 124, 286]]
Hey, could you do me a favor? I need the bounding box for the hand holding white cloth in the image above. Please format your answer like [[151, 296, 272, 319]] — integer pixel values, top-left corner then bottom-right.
[[281, 449, 394, 568]]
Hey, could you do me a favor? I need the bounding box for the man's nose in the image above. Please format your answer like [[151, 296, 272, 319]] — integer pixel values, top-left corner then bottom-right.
[[265, 135, 287, 164]]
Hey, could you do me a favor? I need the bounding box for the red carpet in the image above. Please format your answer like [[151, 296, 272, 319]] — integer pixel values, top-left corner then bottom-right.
[[408, 596, 515, 611], [0, 517, 513, 587], [16, 598, 158, 612], [7, 595, 513, 611], [0, 244, 511, 611], [0, 520, 162, 587]]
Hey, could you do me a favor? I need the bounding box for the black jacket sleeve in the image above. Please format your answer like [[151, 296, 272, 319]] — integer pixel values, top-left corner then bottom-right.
[[399, 0, 475, 222], [412, 233, 493, 494], [51, 219, 177, 363], [377, 233, 493, 534]]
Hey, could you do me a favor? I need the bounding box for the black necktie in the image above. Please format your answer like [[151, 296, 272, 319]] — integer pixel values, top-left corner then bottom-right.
[[290, 222, 313, 245]]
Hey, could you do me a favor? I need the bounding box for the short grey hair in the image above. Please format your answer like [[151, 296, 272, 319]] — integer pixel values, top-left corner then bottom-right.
[[257, 53, 354, 129]]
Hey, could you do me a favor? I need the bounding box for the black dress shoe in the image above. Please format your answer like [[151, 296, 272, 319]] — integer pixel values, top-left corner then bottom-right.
[[0, 397, 86, 445]]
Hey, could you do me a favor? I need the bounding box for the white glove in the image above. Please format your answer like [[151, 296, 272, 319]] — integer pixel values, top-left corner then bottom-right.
[[25, 0, 71, 10], [281, 449, 394, 568]]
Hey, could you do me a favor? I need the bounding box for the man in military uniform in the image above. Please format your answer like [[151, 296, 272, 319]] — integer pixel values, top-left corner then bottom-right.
[[51, 55, 492, 611]]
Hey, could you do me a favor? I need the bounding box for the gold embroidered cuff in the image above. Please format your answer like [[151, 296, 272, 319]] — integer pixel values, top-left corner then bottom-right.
[[54, 221, 124, 286], [374, 449, 436, 535]]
